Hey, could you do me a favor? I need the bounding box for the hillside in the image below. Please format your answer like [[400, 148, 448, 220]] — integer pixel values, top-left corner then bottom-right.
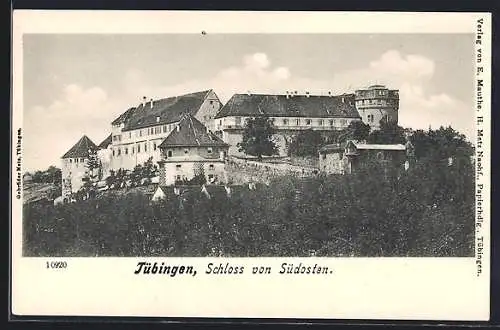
[[23, 182, 59, 204]]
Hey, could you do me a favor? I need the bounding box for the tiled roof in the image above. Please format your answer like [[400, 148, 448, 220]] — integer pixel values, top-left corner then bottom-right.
[[201, 185, 229, 200], [111, 107, 135, 126], [61, 135, 97, 159], [214, 93, 360, 119], [97, 134, 112, 149], [158, 114, 229, 148], [111, 90, 213, 131]]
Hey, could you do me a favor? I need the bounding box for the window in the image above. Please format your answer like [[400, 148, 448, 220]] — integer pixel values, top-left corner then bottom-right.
[[184, 149, 189, 154], [153, 143, 157, 151], [208, 174, 214, 181], [176, 175, 181, 180], [112, 149, 115, 156], [305, 119, 311, 125], [69, 159, 72, 163], [139, 130, 142, 137], [235, 117, 241, 125], [129, 132, 131, 139], [132, 147, 134, 154], [117, 148, 121, 156], [125, 147, 128, 155], [167, 150, 172, 157], [163, 125, 167, 133], [176, 165, 181, 170], [80, 158, 84, 163], [207, 147, 213, 154], [329, 119, 334, 126], [209, 100, 214, 105], [296, 119, 300, 126], [137, 144, 141, 153], [283, 119, 288, 125], [144, 143, 148, 152], [209, 164, 214, 170], [318, 119, 323, 126]]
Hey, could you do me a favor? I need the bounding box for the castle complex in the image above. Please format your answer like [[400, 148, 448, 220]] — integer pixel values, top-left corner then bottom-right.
[[60, 85, 399, 197]]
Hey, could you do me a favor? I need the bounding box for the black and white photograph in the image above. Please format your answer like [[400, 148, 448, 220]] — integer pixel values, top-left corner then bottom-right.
[[21, 33, 477, 258], [11, 11, 491, 320]]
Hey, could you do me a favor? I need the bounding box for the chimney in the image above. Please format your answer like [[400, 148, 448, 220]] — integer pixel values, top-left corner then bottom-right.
[[286, 91, 290, 99], [305, 91, 310, 98], [142, 96, 147, 107], [247, 91, 251, 96], [176, 125, 180, 132], [294, 91, 298, 96], [341, 96, 345, 103], [150, 98, 154, 109], [328, 91, 332, 97], [156, 116, 160, 123]]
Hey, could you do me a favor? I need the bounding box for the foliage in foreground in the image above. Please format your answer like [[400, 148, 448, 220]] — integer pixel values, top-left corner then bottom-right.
[[23, 156, 474, 257]]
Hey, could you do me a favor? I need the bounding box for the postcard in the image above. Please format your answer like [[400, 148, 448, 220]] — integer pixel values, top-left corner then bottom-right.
[[11, 10, 491, 320]]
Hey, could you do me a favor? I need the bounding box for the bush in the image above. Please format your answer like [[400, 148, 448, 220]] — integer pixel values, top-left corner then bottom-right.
[[23, 154, 474, 257]]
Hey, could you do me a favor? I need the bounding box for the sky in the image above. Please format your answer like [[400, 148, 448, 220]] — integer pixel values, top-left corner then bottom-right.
[[23, 33, 475, 172]]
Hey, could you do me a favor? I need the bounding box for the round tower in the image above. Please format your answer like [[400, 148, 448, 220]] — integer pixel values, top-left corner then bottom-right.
[[354, 85, 399, 130]]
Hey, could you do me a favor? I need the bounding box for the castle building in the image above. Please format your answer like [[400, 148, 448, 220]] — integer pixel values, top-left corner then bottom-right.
[[108, 90, 222, 172], [214, 92, 362, 156], [354, 85, 399, 130], [157, 114, 229, 186], [60, 135, 98, 199], [213, 85, 399, 156]]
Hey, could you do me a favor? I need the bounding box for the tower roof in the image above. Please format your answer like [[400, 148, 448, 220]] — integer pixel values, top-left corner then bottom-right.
[[61, 135, 97, 159]]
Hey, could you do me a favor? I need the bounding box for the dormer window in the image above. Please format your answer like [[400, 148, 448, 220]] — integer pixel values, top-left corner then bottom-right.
[[167, 150, 172, 157], [207, 147, 213, 154], [184, 149, 189, 154]]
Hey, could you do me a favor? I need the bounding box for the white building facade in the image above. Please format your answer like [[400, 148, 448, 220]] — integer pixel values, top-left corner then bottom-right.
[[157, 114, 229, 186], [60, 135, 98, 199], [108, 90, 222, 172]]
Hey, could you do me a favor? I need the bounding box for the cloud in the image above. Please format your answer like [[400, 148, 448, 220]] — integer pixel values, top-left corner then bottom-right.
[[24, 84, 126, 171], [369, 50, 435, 81]]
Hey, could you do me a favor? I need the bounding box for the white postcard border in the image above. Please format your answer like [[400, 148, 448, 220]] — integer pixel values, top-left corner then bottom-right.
[[11, 10, 492, 320]]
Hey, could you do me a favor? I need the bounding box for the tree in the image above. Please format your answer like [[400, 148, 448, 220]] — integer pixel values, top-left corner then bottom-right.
[[342, 120, 371, 142], [237, 116, 278, 160], [410, 126, 473, 161], [288, 129, 324, 157], [367, 119, 406, 144], [86, 148, 100, 183]]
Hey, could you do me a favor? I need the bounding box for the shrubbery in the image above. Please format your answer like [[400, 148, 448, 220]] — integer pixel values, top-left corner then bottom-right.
[[23, 155, 474, 257]]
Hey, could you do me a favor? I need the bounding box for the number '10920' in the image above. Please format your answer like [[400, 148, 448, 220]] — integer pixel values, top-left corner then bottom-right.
[[46, 261, 67, 269]]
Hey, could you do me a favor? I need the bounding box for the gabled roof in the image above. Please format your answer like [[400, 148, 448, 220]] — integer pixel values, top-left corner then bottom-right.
[[158, 114, 229, 148], [111, 90, 214, 131], [214, 93, 360, 119], [61, 135, 97, 159], [97, 134, 112, 149], [201, 185, 229, 200]]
